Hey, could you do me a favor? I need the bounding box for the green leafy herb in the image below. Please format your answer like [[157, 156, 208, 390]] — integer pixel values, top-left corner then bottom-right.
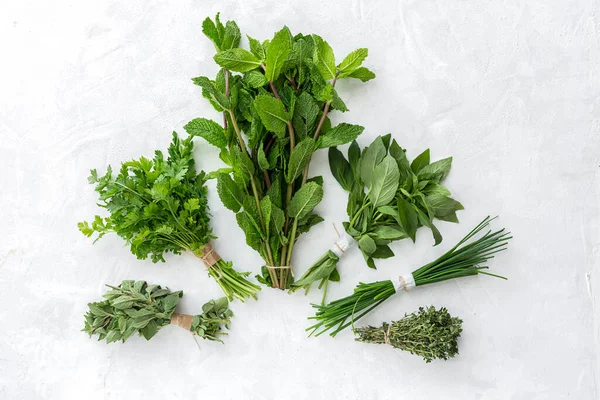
[[78, 133, 260, 302], [190, 15, 374, 289], [291, 136, 462, 299], [83, 280, 233, 343], [307, 216, 511, 336], [354, 306, 463, 363]]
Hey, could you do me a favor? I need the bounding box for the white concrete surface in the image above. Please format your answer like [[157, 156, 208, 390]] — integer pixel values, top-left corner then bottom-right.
[[1, 1, 599, 399]]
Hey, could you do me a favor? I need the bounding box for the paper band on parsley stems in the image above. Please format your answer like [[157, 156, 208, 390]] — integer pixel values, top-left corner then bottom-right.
[[78, 133, 260, 302], [83, 280, 233, 343], [290, 135, 463, 301], [307, 216, 511, 337], [354, 306, 463, 363], [185, 14, 375, 289]]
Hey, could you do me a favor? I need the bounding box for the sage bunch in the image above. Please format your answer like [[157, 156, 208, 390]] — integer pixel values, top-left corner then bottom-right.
[[83, 280, 233, 343], [354, 306, 462, 363], [308, 216, 511, 336], [78, 133, 260, 301], [185, 14, 375, 289], [291, 135, 462, 299]]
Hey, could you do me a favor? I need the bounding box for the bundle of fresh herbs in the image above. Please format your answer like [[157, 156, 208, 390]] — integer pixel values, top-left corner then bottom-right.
[[354, 306, 462, 362], [291, 135, 463, 299], [308, 216, 511, 336], [78, 133, 260, 302], [83, 280, 233, 343], [185, 14, 375, 289]]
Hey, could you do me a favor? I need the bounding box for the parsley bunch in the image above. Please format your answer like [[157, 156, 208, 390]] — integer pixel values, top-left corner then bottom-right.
[[78, 133, 260, 302], [308, 216, 511, 336], [185, 14, 375, 289], [291, 135, 462, 300], [83, 280, 233, 343], [354, 306, 463, 363]]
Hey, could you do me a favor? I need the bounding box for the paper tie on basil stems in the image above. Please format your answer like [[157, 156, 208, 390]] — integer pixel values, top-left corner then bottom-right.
[[185, 14, 375, 289], [307, 216, 512, 337], [290, 135, 464, 301], [83, 280, 233, 344], [77, 133, 261, 302]]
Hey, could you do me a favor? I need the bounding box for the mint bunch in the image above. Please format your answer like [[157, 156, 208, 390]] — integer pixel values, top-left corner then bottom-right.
[[185, 14, 375, 289]]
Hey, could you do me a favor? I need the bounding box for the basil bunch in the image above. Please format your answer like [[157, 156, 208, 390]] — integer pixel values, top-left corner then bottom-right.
[[292, 135, 463, 297], [83, 280, 233, 343], [185, 14, 375, 289]]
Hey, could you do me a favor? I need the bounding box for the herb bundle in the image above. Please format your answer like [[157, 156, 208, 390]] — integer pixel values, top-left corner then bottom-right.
[[308, 216, 511, 336], [291, 135, 463, 298], [354, 306, 462, 362], [83, 280, 233, 343], [185, 14, 375, 289], [78, 133, 260, 301]]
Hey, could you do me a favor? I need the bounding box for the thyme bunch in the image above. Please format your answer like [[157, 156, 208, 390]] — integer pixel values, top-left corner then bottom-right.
[[354, 306, 463, 363]]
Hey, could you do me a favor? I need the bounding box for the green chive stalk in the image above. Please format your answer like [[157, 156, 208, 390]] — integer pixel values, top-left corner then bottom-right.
[[307, 216, 511, 337]]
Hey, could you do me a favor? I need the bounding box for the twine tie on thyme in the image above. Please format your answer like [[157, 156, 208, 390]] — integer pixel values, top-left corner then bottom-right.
[[170, 312, 193, 331], [398, 273, 416, 292], [330, 224, 356, 257], [384, 325, 391, 345]]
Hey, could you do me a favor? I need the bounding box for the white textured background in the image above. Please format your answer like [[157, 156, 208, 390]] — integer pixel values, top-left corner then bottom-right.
[[1, 0, 599, 399]]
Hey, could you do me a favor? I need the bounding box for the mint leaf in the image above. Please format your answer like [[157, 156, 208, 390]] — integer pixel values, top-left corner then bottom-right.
[[286, 181, 323, 219], [317, 123, 364, 149], [312, 35, 336, 80], [265, 26, 292, 81], [184, 118, 227, 149], [247, 35, 266, 60], [346, 67, 375, 82], [217, 173, 245, 212], [244, 70, 267, 88], [286, 138, 317, 183], [202, 16, 221, 50], [337, 48, 368, 76], [254, 94, 290, 138], [221, 20, 241, 50], [214, 49, 261, 72]]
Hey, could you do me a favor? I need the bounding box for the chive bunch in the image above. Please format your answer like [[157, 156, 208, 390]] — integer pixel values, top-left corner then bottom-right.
[[308, 216, 511, 337]]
